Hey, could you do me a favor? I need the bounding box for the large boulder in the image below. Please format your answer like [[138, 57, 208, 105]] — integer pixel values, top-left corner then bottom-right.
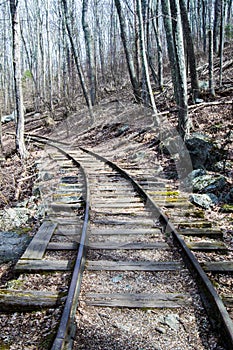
[[224, 188, 233, 204], [192, 174, 226, 193], [189, 193, 219, 209], [0, 231, 31, 263], [0, 207, 32, 231], [185, 133, 226, 170]]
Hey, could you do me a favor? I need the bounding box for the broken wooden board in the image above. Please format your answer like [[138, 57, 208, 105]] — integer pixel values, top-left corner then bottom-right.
[[20, 221, 57, 260], [50, 202, 83, 210], [177, 221, 212, 228], [15, 259, 74, 272], [222, 295, 233, 308], [86, 260, 183, 271], [178, 229, 223, 237], [47, 242, 78, 250], [85, 292, 190, 308], [0, 289, 67, 311], [88, 242, 168, 250], [202, 261, 233, 273], [187, 241, 227, 251]]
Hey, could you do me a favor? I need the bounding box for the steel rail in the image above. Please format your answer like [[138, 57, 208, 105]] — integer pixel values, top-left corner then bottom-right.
[[79, 146, 233, 350], [29, 136, 90, 350]]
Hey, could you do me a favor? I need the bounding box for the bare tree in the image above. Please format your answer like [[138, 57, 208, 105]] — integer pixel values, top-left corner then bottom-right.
[[180, 0, 200, 102], [61, 0, 93, 121], [82, 0, 97, 105], [10, 0, 27, 159], [162, 0, 189, 139], [136, 0, 159, 125], [115, 0, 141, 102]]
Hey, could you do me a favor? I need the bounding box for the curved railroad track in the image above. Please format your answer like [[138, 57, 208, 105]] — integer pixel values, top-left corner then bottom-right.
[[1, 133, 232, 350]]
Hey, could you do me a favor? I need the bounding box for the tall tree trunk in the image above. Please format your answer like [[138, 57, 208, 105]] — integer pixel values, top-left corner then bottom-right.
[[219, 0, 226, 87], [202, 0, 207, 52], [180, 0, 200, 102], [136, 0, 159, 125], [114, 0, 141, 102], [161, 0, 179, 104], [45, 0, 54, 113], [151, 0, 163, 91], [213, 0, 222, 52], [10, 0, 27, 159], [61, 0, 93, 121], [162, 0, 189, 139], [208, 29, 215, 96], [82, 0, 97, 105], [170, 0, 189, 138]]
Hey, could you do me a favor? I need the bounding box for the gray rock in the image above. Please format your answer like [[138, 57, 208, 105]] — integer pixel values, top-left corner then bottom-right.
[[1, 110, 16, 123], [0, 207, 32, 231], [224, 188, 233, 204], [188, 169, 206, 180], [163, 314, 180, 331], [192, 175, 226, 193], [185, 134, 226, 170], [212, 160, 232, 172], [190, 193, 219, 209], [115, 125, 129, 136], [0, 231, 31, 263], [41, 172, 53, 181]]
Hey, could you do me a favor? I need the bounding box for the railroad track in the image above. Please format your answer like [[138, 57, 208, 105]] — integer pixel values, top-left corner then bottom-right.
[[1, 133, 232, 349]]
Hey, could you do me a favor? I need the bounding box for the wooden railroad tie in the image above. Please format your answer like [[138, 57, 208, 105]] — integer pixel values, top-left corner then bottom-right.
[[85, 292, 190, 308]]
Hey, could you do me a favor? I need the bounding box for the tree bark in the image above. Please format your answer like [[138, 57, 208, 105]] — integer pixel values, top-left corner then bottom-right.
[[170, 0, 189, 138], [114, 0, 141, 102], [219, 0, 226, 87], [61, 0, 93, 121], [208, 29, 215, 96], [213, 0, 222, 52], [179, 0, 200, 102], [161, 0, 179, 105], [136, 0, 159, 125], [10, 0, 27, 159], [82, 0, 97, 105]]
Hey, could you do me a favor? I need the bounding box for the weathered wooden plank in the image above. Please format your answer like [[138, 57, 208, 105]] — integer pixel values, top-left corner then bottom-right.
[[222, 295, 233, 308], [88, 242, 168, 250], [47, 218, 79, 224], [85, 292, 189, 308], [202, 261, 233, 272], [93, 203, 144, 208], [15, 259, 73, 272], [0, 289, 67, 311], [50, 202, 82, 209], [92, 219, 155, 226], [177, 221, 212, 228], [91, 228, 161, 236], [20, 221, 57, 260], [187, 241, 227, 251], [178, 229, 223, 237], [47, 242, 78, 250], [86, 260, 183, 271]]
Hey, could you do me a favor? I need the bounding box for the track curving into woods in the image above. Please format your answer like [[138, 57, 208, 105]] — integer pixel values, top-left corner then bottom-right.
[[1, 133, 232, 350]]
